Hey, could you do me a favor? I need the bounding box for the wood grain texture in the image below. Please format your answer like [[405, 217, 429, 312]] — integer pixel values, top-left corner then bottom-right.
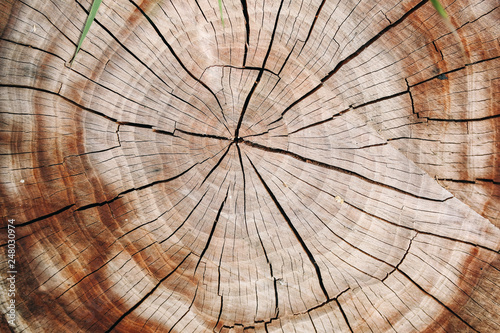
[[1, 0, 499, 332]]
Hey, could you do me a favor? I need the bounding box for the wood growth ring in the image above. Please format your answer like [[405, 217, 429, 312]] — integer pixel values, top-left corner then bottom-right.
[[1, 0, 499, 332]]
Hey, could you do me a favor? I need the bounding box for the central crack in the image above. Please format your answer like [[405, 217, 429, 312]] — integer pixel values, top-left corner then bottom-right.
[[234, 137, 244, 144]]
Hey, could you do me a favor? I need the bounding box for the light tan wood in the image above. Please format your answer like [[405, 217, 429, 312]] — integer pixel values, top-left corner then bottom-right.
[[1, 0, 499, 332]]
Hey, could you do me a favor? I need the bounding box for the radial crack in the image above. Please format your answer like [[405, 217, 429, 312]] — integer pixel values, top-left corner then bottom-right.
[[234, 0, 285, 139], [336, 299, 354, 333], [298, 0, 327, 56], [75, 162, 200, 212], [213, 295, 223, 332], [240, 0, 250, 66], [243, 139, 451, 202], [1, 84, 118, 123], [159, 188, 210, 244], [1, 38, 66, 62], [236, 144, 248, 232], [279, 87, 409, 132], [6, 204, 76, 228], [168, 285, 200, 333], [426, 114, 500, 123], [410, 55, 500, 88], [175, 128, 231, 141], [194, 188, 229, 272], [397, 270, 480, 332], [104, 254, 192, 333], [247, 155, 330, 301], [75, 144, 228, 217], [72, 0, 227, 133], [201, 143, 233, 185], [382, 233, 418, 281], [278, 0, 428, 119], [56, 250, 124, 300], [128, 0, 231, 134], [203, 64, 279, 77]]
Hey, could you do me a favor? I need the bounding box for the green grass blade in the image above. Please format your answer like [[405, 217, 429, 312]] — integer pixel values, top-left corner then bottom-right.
[[70, 0, 102, 65], [218, 0, 224, 27], [430, 0, 448, 19], [429, 1, 467, 65]]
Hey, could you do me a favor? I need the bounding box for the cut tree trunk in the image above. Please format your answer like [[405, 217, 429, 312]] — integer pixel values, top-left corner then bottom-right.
[[1, 0, 499, 332]]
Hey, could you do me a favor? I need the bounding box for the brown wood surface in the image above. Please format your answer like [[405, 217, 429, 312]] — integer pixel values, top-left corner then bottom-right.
[[1, 0, 499, 332]]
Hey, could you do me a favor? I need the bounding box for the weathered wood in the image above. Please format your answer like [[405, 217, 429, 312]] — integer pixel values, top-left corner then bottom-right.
[[1, 0, 499, 332]]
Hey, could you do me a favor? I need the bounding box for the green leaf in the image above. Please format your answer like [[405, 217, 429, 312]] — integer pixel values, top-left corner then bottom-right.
[[70, 0, 102, 65], [218, 0, 224, 27], [430, 0, 448, 19]]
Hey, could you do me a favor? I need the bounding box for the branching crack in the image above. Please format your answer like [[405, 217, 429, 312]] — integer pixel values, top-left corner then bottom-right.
[[168, 284, 200, 333], [382, 232, 418, 281], [247, 155, 330, 301], [243, 139, 449, 202], [128, 0, 231, 134], [278, 90, 408, 133], [128, 1, 222, 108], [234, 0, 285, 139], [72, 0, 228, 134]]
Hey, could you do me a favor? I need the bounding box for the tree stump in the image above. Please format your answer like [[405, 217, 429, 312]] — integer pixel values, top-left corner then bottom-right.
[[1, 0, 499, 332]]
